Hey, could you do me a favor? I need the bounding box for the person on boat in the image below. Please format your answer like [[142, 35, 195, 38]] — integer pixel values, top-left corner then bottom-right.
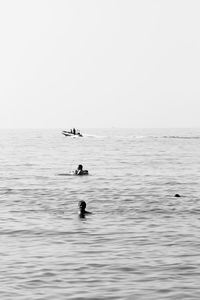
[[78, 200, 92, 218], [73, 128, 76, 135], [75, 164, 89, 175]]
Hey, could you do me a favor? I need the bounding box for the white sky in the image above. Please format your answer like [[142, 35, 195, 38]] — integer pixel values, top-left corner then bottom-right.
[[0, 0, 200, 128]]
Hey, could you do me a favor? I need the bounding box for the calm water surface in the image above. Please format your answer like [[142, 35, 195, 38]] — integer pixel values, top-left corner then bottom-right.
[[0, 128, 200, 300]]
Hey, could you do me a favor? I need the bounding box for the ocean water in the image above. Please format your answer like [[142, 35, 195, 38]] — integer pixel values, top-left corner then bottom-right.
[[0, 128, 200, 300]]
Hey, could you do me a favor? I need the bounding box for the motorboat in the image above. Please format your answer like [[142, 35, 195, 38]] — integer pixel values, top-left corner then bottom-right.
[[62, 130, 83, 137]]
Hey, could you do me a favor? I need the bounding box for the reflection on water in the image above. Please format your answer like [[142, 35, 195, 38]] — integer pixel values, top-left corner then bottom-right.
[[0, 128, 200, 299]]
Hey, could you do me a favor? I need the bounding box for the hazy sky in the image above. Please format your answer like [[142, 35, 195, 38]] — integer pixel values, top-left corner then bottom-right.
[[0, 0, 200, 128]]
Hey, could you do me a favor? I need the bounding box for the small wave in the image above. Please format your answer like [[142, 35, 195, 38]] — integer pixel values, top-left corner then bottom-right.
[[0, 229, 78, 237], [135, 135, 147, 139], [161, 136, 200, 139], [113, 135, 149, 140], [0, 188, 13, 195], [83, 134, 106, 138], [57, 173, 74, 176]]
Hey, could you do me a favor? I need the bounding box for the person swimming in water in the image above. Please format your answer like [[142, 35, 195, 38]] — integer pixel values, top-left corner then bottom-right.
[[78, 200, 92, 218], [75, 164, 88, 175]]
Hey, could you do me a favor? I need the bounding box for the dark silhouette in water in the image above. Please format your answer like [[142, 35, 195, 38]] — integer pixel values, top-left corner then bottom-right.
[[174, 194, 181, 197], [75, 164, 89, 175], [78, 200, 92, 218]]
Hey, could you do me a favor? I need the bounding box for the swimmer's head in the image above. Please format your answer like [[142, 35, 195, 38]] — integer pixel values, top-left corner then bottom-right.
[[174, 194, 181, 197], [78, 164, 83, 171], [78, 200, 86, 211]]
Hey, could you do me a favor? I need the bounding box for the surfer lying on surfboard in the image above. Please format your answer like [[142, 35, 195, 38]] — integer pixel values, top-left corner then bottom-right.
[[57, 164, 89, 176], [75, 164, 89, 175]]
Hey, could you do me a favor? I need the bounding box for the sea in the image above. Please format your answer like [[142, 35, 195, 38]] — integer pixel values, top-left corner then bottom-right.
[[0, 128, 200, 300]]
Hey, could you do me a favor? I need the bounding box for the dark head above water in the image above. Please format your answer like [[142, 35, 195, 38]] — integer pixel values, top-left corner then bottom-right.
[[78, 200, 92, 217], [79, 200, 86, 211], [174, 194, 181, 197], [78, 164, 83, 171]]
